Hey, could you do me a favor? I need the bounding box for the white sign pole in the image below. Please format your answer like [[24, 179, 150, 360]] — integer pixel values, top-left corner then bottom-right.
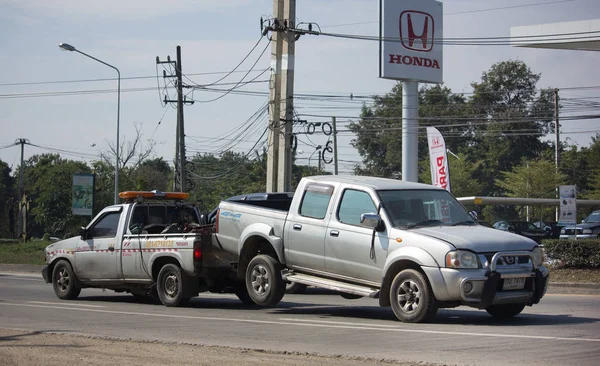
[[402, 81, 419, 182]]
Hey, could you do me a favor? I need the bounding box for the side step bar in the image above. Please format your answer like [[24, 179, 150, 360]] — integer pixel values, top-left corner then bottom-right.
[[283, 273, 380, 298]]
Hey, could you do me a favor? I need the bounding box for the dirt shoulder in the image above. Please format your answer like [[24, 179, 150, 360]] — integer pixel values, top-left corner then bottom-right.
[[0, 328, 424, 366]]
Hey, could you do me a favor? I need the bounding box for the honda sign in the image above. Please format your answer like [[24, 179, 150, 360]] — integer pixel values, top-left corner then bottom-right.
[[380, 0, 443, 83]]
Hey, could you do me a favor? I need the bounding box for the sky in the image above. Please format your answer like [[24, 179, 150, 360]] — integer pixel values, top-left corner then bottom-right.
[[1, 0, 599, 177]]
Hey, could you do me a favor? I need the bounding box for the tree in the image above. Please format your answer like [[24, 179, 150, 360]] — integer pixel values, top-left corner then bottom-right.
[[133, 157, 172, 191], [349, 83, 469, 178], [0, 160, 15, 237], [468, 60, 554, 194], [21, 154, 91, 237]]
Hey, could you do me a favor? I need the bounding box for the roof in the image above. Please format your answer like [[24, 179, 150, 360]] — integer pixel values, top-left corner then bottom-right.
[[510, 19, 600, 52], [306, 175, 442, 191]]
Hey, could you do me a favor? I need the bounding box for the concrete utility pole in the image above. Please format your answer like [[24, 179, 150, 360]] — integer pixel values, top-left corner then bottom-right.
[[157, 46, 193, 192], [554, 88, 560, 221], [15, 138, 28, 238], [266, 0, 296, 192], [332, 117, 339, 175]]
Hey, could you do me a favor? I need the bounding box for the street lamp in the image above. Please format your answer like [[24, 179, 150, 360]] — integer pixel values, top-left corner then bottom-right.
[[59, 43, 120, 205]]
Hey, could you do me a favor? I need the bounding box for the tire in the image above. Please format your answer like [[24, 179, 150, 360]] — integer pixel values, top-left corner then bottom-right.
[[486, 303, 526, 319], [235, 283, 256, 305], [52, 260, 81, 300], [390, 269, 438, 323], [156, 264, 186, 307], [245, 254, 285, 307], [285, 282, 308, 294]]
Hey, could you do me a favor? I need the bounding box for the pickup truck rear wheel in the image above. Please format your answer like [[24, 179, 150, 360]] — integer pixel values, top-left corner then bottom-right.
[[52, 260, 81, 300], [390, 269, 438, 323], [486, 303, 526, 319], [246, 254, 285, 307], [157, 264, 186, 307]]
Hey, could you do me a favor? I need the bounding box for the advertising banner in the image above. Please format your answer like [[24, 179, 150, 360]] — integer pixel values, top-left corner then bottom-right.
[[72, 173, 94, 216], [558, 185, 577, 225], [380, 0, 443, 83], [426, 127, 450, 192]]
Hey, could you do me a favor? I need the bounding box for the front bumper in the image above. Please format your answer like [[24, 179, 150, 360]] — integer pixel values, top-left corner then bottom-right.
[[559, 234, 595, 240], [439, 251, 549, 308], [42, 265, 50, 283]]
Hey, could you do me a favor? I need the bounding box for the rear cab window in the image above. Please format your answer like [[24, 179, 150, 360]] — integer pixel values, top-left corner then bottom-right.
[[299, 184, 334, 219]]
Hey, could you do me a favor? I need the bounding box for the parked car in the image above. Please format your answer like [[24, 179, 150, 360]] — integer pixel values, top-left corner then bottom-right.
[[533, 221, 564, 239], [560, 210, 600, 239], [493, 220, 550, 243]]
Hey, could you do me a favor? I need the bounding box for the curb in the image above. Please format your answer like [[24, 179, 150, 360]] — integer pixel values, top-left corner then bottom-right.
[[1, 264, 599, 295]]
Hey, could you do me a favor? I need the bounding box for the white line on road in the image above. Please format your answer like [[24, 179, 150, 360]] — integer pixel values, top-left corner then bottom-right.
[[27, 301, 106, 308], [1, 301, 599, 343]]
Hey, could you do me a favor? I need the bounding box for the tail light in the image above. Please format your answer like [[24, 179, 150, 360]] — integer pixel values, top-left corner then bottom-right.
[[193, 240, 202, 261]]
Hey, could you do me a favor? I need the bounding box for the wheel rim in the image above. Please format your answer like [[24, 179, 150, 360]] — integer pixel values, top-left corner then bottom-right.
[[56, 267, 70, 292], [164, 273, 179, 299], [396, 279, 421, 314], [250, 264, 270, 295]]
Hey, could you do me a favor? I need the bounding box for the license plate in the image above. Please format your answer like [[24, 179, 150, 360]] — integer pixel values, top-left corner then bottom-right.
[[503, 277, 526, 290]]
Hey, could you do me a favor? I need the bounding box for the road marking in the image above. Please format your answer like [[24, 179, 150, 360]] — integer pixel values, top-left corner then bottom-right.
[[1, 302, 599, 343], [26, 301, 106, 308]]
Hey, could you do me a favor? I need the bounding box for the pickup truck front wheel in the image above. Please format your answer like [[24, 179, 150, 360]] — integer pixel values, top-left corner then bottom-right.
[[157, 264, 187, 307], [390, 269, 438, 323], [486, 303, 526, 319], [52, 260, 81, 300], [246, 254, 285, 307]]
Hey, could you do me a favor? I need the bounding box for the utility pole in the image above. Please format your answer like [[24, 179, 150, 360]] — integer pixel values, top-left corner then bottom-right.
[[157, 46, 194, 192], [554, 88, 560, 221], [266, 0, 296, 192], [332, 116, 339, 175], [15, 138, 28, 239]]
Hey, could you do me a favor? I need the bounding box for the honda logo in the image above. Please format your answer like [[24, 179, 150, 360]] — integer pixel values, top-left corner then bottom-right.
[[399, 11, 434, 52]]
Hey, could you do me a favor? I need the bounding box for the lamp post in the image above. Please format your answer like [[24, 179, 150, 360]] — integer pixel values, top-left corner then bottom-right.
[[59, 43, 120, 205]]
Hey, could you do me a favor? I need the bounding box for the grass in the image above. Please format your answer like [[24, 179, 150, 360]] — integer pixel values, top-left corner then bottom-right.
[[0, 240, 49, 265], [1, 240, 599, 284]]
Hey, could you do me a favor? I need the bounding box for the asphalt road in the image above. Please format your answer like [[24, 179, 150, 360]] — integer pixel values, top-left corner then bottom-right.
[[1, 272, 599, 366]]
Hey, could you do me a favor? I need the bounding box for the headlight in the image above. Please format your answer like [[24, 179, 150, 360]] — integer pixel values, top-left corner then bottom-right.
[[582, 229, 592, 234], [532, 247, 545, 266], [446, 250, 480, 269], [560, 228, 566, 234]]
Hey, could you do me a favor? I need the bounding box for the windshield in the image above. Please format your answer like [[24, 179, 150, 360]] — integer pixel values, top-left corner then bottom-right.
[[377, 189, 475, 228], [585, 212, 600, 223]]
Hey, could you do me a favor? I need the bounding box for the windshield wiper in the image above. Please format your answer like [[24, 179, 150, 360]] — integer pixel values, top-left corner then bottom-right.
[[449, 220, 477, 226], [406, 219, 445, 228]]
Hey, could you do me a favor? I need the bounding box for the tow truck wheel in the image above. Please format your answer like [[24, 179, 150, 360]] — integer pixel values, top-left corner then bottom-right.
[[245, 254, 285, 307], [390, 269, 438, 323], [485, 303, 526, 319], [157, 264, 186, 307], [52, 260, 81, 300]]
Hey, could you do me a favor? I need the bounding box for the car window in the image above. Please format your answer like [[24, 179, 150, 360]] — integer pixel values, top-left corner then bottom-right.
[[337, 189, 377, 226], [88, 212, 121, 238], [299, 184, 334, 219], [585, 212, 600, 223]]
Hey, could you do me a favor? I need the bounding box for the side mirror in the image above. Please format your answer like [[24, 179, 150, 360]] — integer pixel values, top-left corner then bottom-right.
[[79, 227, 88, 240], [360, 213, 385, 232]]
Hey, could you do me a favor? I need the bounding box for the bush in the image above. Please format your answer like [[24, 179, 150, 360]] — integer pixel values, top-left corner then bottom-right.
[[42, 233, 51, 241], [542, 239, 600, 269]]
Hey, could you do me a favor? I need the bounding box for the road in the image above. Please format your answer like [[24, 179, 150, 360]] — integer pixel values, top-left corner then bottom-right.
[[1, 272, 599, 366]]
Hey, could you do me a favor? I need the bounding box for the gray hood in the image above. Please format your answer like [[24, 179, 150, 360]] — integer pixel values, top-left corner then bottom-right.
[[411, 225, 538, 253]]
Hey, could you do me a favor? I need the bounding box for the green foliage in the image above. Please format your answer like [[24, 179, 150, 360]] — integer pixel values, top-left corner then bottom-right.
[[0, 161, 14, 237], [0, 240, 49, 265], [542, 239, 600, 269]]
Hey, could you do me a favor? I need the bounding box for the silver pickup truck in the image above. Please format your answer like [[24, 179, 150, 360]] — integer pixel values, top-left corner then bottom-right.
[[216, 176, 549, 323], [42, 191, 246, 306]]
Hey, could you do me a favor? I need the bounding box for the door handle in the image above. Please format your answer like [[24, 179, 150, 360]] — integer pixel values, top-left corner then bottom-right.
[[293, 224, 302, 231], [330, 230, 339, 237]]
